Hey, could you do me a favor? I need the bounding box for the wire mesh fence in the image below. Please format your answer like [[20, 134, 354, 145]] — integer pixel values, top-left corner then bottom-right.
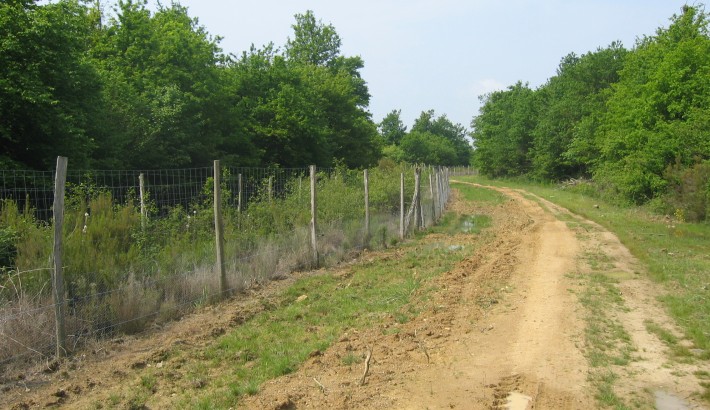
[[0, 162, 472, 371]]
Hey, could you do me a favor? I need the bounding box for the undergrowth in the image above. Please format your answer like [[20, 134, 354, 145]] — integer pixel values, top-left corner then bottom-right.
[[0, 164, 449, 367], [107, 184, 491, 408]]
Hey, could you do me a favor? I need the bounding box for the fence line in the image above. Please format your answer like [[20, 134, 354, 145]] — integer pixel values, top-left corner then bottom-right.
[[0, 160, 475, 370]]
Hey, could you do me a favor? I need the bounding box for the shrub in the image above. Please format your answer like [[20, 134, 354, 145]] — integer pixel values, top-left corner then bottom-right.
[[0, 225, 18, 269], [663, 160, 710, 222]]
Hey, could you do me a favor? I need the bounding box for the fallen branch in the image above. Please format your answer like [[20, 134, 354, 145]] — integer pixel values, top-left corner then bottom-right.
[[359, 348, 372, 386]]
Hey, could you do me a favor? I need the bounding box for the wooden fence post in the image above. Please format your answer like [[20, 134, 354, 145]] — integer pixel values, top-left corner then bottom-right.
[[237, 173, 243, 213], [399, 172, 405, 240], [364, 169, 370, 244], [434, 167, 444, 216], [429, 172, 435, 225], [442, 167, 447, 206], [446, 167, 451, 200], [268, 176, 273, 202], [310, 165, 319, 267], [213, 160, 227, 296], [52, 156, 68, 358], [436, 168, 445, 215], [414, 167, 422, 230], [139, 173, 146, 230]]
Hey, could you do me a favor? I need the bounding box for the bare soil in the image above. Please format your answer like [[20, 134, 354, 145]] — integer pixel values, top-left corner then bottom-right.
[[2, 183, 707, 409]]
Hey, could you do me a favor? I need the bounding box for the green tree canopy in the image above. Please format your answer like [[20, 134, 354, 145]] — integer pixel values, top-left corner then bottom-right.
[[227, 11, 380, 168], [285, 10, 341, 67], [530, 43, 627, 180], [379, 109, 407, 145], [471, 82, 537, 177], [0, 0, 101, 169], [91, 0, 228, 169], [593, 5, 710, 202], [410, 110, 472, 166], [400, 131, 458, 165]]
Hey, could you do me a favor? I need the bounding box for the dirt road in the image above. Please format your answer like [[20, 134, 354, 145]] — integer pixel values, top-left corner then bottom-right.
[[243, 183, 706, 409], [3, 183, 706, 409], [241, 183, 593, 409]]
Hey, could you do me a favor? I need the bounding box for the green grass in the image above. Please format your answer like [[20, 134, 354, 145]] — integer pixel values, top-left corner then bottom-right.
[[425, 183, 500, 236], [457, 183, 506, 204], [140, 204, 486, 408], [341, 352, 363, 366], [644, 320, 695, 360], [426, 213, 491, 236]]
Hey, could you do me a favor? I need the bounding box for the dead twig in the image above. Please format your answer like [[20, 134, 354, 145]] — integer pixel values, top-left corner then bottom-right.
[[359, 348, 372, 386], [313, 377, 326, 394], [418, 342, 430, 363]]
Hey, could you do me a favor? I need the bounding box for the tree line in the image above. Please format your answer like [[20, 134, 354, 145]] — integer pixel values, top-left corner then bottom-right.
[[471, 5, 710, 220], [0, 0, 472, 171]]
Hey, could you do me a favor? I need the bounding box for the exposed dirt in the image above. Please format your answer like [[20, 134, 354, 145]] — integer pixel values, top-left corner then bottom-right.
[[240, 185, 593, 410], [2, 183, 707, 409]]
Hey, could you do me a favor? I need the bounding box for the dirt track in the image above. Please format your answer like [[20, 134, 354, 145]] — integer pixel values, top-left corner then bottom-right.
[[242, 183, 593, 409], [3, 183, 707, 409]]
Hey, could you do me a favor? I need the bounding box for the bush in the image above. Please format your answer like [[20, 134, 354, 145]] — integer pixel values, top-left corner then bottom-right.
[[663, 160, 710, 222], [0, 163, 436, 366], [0, 225, 18, 269]]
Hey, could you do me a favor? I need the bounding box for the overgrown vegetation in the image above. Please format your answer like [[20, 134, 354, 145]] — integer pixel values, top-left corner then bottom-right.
[[0, 163, 444, 366], [94, 184, 490, 408], [471, 5, 710, 220]]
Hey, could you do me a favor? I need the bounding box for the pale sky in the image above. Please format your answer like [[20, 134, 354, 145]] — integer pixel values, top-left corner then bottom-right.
[[144, 0, 687, 130]]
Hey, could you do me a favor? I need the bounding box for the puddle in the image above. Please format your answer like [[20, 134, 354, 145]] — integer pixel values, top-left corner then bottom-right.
[[655, 390, 690, 410], [504, 391, 532, 410]]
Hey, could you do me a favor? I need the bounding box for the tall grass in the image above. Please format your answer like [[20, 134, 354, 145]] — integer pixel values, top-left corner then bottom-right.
[[0, 163, 448, 368]]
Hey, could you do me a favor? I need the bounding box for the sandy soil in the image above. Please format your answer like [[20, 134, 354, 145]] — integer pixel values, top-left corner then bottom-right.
[[2, 183, 707, 409]]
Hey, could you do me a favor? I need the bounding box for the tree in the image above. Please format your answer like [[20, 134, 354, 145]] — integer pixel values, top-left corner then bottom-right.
[[379, 109, 407, 145], [0, 0, 101, 169], [91, 0, 231, 169], [530, 43, 627, 180], [471, 82, 537, 177], [411, 110, 472, 165], [400, 131, 458, 165], [285, 10, 341, 67], [226, 10, 380, 168], [228, 41, 380, 168], [592, 5, 710, 202]]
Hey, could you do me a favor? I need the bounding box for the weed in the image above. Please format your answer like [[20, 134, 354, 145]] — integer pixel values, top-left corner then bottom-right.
[[643, 320, 695, 360], [341, 352, 363, 366], [140, 373, 157, 393], [107, 394, 121, 406]]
